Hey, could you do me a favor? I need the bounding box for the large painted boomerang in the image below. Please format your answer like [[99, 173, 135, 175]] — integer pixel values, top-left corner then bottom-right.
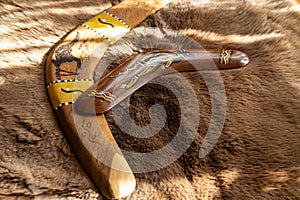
[[45, 0, 249, 199]]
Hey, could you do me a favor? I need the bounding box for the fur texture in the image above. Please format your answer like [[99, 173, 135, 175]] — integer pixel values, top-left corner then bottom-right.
[[0, 0, 299, 199]]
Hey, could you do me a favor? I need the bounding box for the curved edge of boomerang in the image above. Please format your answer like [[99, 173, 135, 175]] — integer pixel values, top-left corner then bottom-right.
[[45, 0, 174, 199], [74, 49, 249, 115], [45, 17, 136, 200]]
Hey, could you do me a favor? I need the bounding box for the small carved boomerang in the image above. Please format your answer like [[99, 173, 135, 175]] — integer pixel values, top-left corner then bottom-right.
[[75, 49, 249, 114]]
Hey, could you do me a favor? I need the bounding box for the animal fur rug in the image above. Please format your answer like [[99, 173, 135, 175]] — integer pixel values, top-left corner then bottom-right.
[[0, 0, 299, 199]]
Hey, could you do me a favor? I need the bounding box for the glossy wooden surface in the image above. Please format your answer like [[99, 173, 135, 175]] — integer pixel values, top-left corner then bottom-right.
[[74, 49, 249, 115]]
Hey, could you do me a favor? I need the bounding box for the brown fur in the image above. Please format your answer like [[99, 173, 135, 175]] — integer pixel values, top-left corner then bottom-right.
[[0, 0, 299, 199]]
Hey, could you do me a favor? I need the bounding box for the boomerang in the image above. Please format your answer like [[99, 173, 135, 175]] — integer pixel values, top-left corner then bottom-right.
[[45, 0, 249, 199], [74, 49, 249, 114]]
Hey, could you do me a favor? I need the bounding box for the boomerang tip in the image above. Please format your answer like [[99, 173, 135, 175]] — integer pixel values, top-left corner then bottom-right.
[[238, 51, 250, 66], [216, 49, 250, 69], [104, 154, 137, 199]]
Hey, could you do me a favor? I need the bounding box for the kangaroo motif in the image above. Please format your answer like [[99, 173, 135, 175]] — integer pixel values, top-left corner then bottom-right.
[[51, 32, 81, 79]]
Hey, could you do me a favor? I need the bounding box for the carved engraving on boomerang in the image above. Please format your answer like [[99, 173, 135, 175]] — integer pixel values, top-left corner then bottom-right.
[[88, 89, 117, 103], [115, 51, 187, 89], [110, 51, 187, 79], [74, 49, 249, 115]]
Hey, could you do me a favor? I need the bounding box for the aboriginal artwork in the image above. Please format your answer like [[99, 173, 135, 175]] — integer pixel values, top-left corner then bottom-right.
[[98, 18, 114, 28], [51, 32, 82, 79], [88, 89, 117, 103], [47, 79, 94, 109], [82, 11, 130, 44], [48, 10, 131, 109], [61, 87, 84, 94], [219, 49, 233, 65], [114, 51, 188, 89]]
